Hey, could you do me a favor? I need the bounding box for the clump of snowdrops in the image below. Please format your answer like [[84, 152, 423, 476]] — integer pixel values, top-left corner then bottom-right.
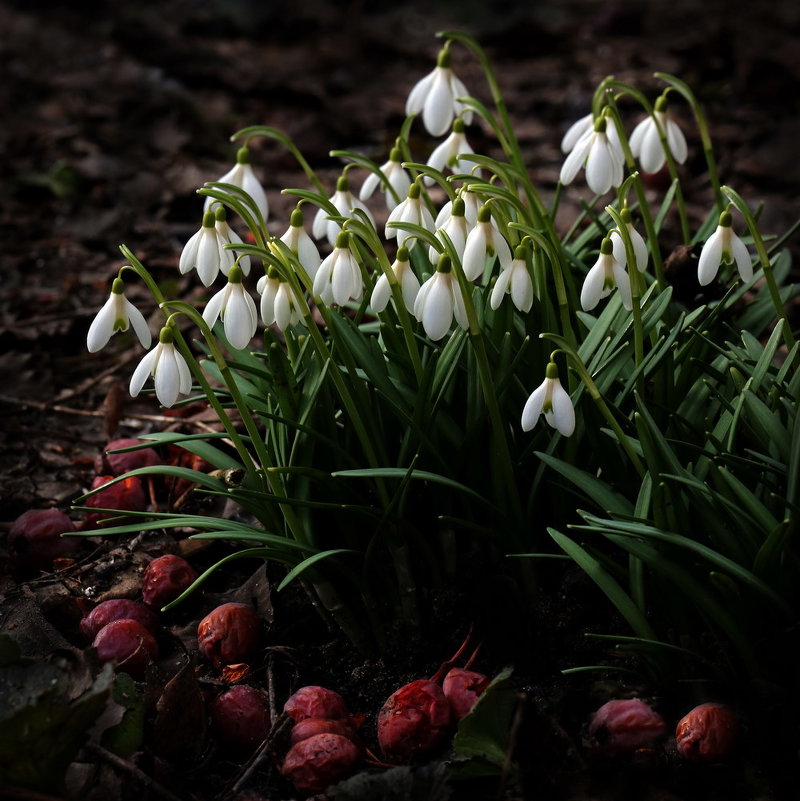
[[78, 31, 799, 691]]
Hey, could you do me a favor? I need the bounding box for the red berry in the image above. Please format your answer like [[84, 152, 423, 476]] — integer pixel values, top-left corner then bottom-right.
[[283, 686, 350, 723], [85, 475, 147, 522], [289, 717, 357, 746], [8, 509, 76, 567], [93, 619, 158, 678], [675, 702, 739, 761], [377, 679, 452, 759], [281, 733, 360, 794], [210, 685, 271, 754], [442, 667, 490, 720], [197, 603, 262, 670], [141, 554, 198, 608], [80, 599, 160, 639], [95, 438, 160, 476], [588, 698, 667, 754]]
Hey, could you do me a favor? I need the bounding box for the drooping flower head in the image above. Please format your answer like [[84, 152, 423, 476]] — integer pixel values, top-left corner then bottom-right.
[[385, 180, 436, 249], [312, 175, 375, 247], [430, 195, 469, 263], [371, 246, 420, 314], [697, 209, 753, 286], [414, 254, 468, 341], [259, 266, 304, 332], [313, 231, 363, 306], [462, 204, 513, 282], [629, 95, 688, 174], [179, 210, 234, 286], [610, 207, 649, 273], [490, 243, 534, 313], [214, 205, 250, 276], [130, 325, 192, 408], [278, 207, 321, 282], [425, 118, 476, 184], [521, 360, 575, 437], [581, 236, 632, 311], [202, 264, 259, 350], [360, 145, 412, 211], [87, 277, 151, 353], [204, 146, 268, 222], [435, 186, 481, 232], [560, 115, 624, 196]]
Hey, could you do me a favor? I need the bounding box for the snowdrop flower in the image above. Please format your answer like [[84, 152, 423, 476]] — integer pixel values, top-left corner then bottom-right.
[[405, 47, 473, 137], [259, 267, 304, 331], [629, 95, 688, 174], [561, 111, 620, 154], [425, 118, 476, 184], [610, 208, 649, 273], [698, 210, 753, 286], [462, 205, 513, 281], [213, 206, 250, 277], [313, 176, 375, 246], [371, 246, 420, 314], [179, 210, 234, 286], [581, 237, 632, 311], [413, 254, 468, 341], [435, 187, 481, 231], [521, 361, 575, 437], [202, 265, 259, 350], [385, 181, 436, 249], [278, 208, 321, 281], [560, 116, 624, 196], [87, 277, 151, 353], [203, 147, 268, 221], [490, 244, 533, 313], [430, 195, 469, 263], [313, 231, 363, 306], [359, 146, 412, 211], [130, 326, 192, 408]]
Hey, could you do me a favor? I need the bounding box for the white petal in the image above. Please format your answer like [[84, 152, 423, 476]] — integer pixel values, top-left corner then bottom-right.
[[423, 68, 454, 137], [610, 231, 627, 268], [631, 227, 649, 273], [462, 227, 487, 281], [223, 287, 256, 350], [413, 277, 433, 321], [580, 261, 606, 311], [154, 345, 181, 407], [585, 137, 613, 195], [87, 295, 117, 353], [612, 263, 632, 310], [452, 281, 469, 330], [203, 286, 227, 329], [176, 349, 192, 396], [666, 118, 688, 164], [274, 285, 293, 331], [731, 233, 753, 282], [371, 273, 391, 312], [406, 70, 435, 115], [545, 379, 575, 437], [561, 113, 593, 154], [560, 133, 592, 185], [490, 269, 512, 310], [385, 199, 407, 239], [399, 265, 421, 312], [521, 383, 547, 431], [492, 230, 513, 270], [422, 275, 453, 341], [427, 135, 454, 176], [510, 265, 533, 312], [628, 117, 650, 157], [296, 232, 321, 280], [640, 121, 666, 174], [123, 298, 152, 348], [312, 205, 329, 240], [332, 252, 356, 305], [313, 253, 335, 300], [241, 164, 269, 220], [697, 229, 724, 286], [260, 279, 279, 325], [359, 171, 380, 200], [451, 75, 473, 124], [130, 345, 160, 398], [197, 229, 220, 286], [179, 228, 203, 275], [387, 169, 412, 210], [223, 226, 251, 276]]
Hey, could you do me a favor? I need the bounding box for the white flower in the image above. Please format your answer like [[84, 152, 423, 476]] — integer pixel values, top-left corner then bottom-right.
[[462, 205, 513, 281], [313, 231, 363, 306], [179, 210, 234, 286], [259, 268, 304, 331], [610, 209, 649, 273], [359, 147, 412, 211], [697, 210, 753, 286], [130, 327, 192, 408], [435, 187, 481, 231], [413, 255, 468, 341], [203, 147, 268, 221], [521, 362, 575, 437], [581, 237, 632, 311], [561, 111, 621, 154], [425, 118, 476, 184], [490, 245, 533, 313], [371, 246, 420, 313], [430, 195, 469, 263], [202, 265, 259, 350], [313, 176, 375, 246], [385, 181, 436, 249], [629, 98, 688, 174], [405, 48, 473, 137], [278, 208, 321, 281], [560, 117, 624, 195], [87, 277, 151, 353], [213, 206, 250, 277]]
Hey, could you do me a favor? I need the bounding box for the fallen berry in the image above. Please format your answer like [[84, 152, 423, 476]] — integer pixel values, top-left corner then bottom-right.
[[8, 509, 77, 567], [588, 698, 667, 755], [85, 474, 147, 524], [210, 684, 271, 754], [142, 554, 198, 608], [281, 733, 361, 794], [442, 667, 490, 720], [283, 686, 350, 723], [95, 438, 161, 476], [675, 702, 739, 761], [377, 679, 452, 759], [197, 603, 262, 670], [289, 717, 358, 746], [93, 618, 158, 678], [80, 599, 160, 639]]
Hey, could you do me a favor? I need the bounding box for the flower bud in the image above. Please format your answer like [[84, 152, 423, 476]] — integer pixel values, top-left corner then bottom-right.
[[588, 698, 666, 754]]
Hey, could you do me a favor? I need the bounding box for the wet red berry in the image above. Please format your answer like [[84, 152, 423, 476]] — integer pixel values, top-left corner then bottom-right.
[[289, 717, 357, 746], [8, 509, 77, 567], [377, 679, 452, 759], [210, 685, 271, 754], [197, 603, 262, 670], [80, 599, 160, 639], [281, 733, 361, 794], [85, 475, 147, 522], [141, 554, 198, 608], [283, 686, 350, 723], [675, 702, 739, 761], [95, 438, 161, 476], [93, 619, 158, 678], [442, 667, 490, 720], [588, 698, 667, 754]]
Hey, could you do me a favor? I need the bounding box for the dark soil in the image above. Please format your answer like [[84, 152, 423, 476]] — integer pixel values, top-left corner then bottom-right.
[[2, 0, 800, 799]]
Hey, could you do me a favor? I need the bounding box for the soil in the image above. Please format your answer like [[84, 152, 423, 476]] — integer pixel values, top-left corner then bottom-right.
[[2, 0, 800, 799]]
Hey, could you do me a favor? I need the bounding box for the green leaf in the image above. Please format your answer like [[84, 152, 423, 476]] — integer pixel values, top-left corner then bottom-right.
[[276, 549, 357, 591]]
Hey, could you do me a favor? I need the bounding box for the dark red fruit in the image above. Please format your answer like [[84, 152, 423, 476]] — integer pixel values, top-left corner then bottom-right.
[[197, 603, 261, 670], [281, 733, 361, 794], [142, 554, 198, 608], [283, 686, 350, 723], [289, 717, 357, 746], [80, 599, 160, 639], [210, 685, 271, 754], [588, 698, 667, 754], [377, 679, 452, 759], [85, 474, 147, 523], [95, 438, 160, 476], [8, 509, 77, 567], [93, 618, 158, 678], [675, 702, 739, 761], [442, 667, 490, 720]]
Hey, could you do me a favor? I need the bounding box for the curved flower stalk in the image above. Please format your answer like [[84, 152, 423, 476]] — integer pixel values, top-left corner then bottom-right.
[[313, 175, 375, 246], [203, 146, 268, 221], [213, 206, 251, 276], [425, 118, 476, 184], [490, 243, 533, 313], [462, 204, 512, 281], [278, 208, 321, 282], [359, 146, 412, 211], [698, 209, 753, 286], [521, 360, 575, 437], [430, 195, 469, 262], [629, 95, 688, 174], [259, 266, 305, 331], [610, 207, 649, 273], [130, 326, 192, 408], [180, 210, 234, 286], [560, 116, 624, 195], [406, 47, 473, 137], [371, 246, 420, 313], [414, 254, 468, 341], [202, 264, 259, 350], [87, 277, 151, 353], [313, 231, 363, 306], [385, 180, 436, 249], [581, 236, 632, 311]]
